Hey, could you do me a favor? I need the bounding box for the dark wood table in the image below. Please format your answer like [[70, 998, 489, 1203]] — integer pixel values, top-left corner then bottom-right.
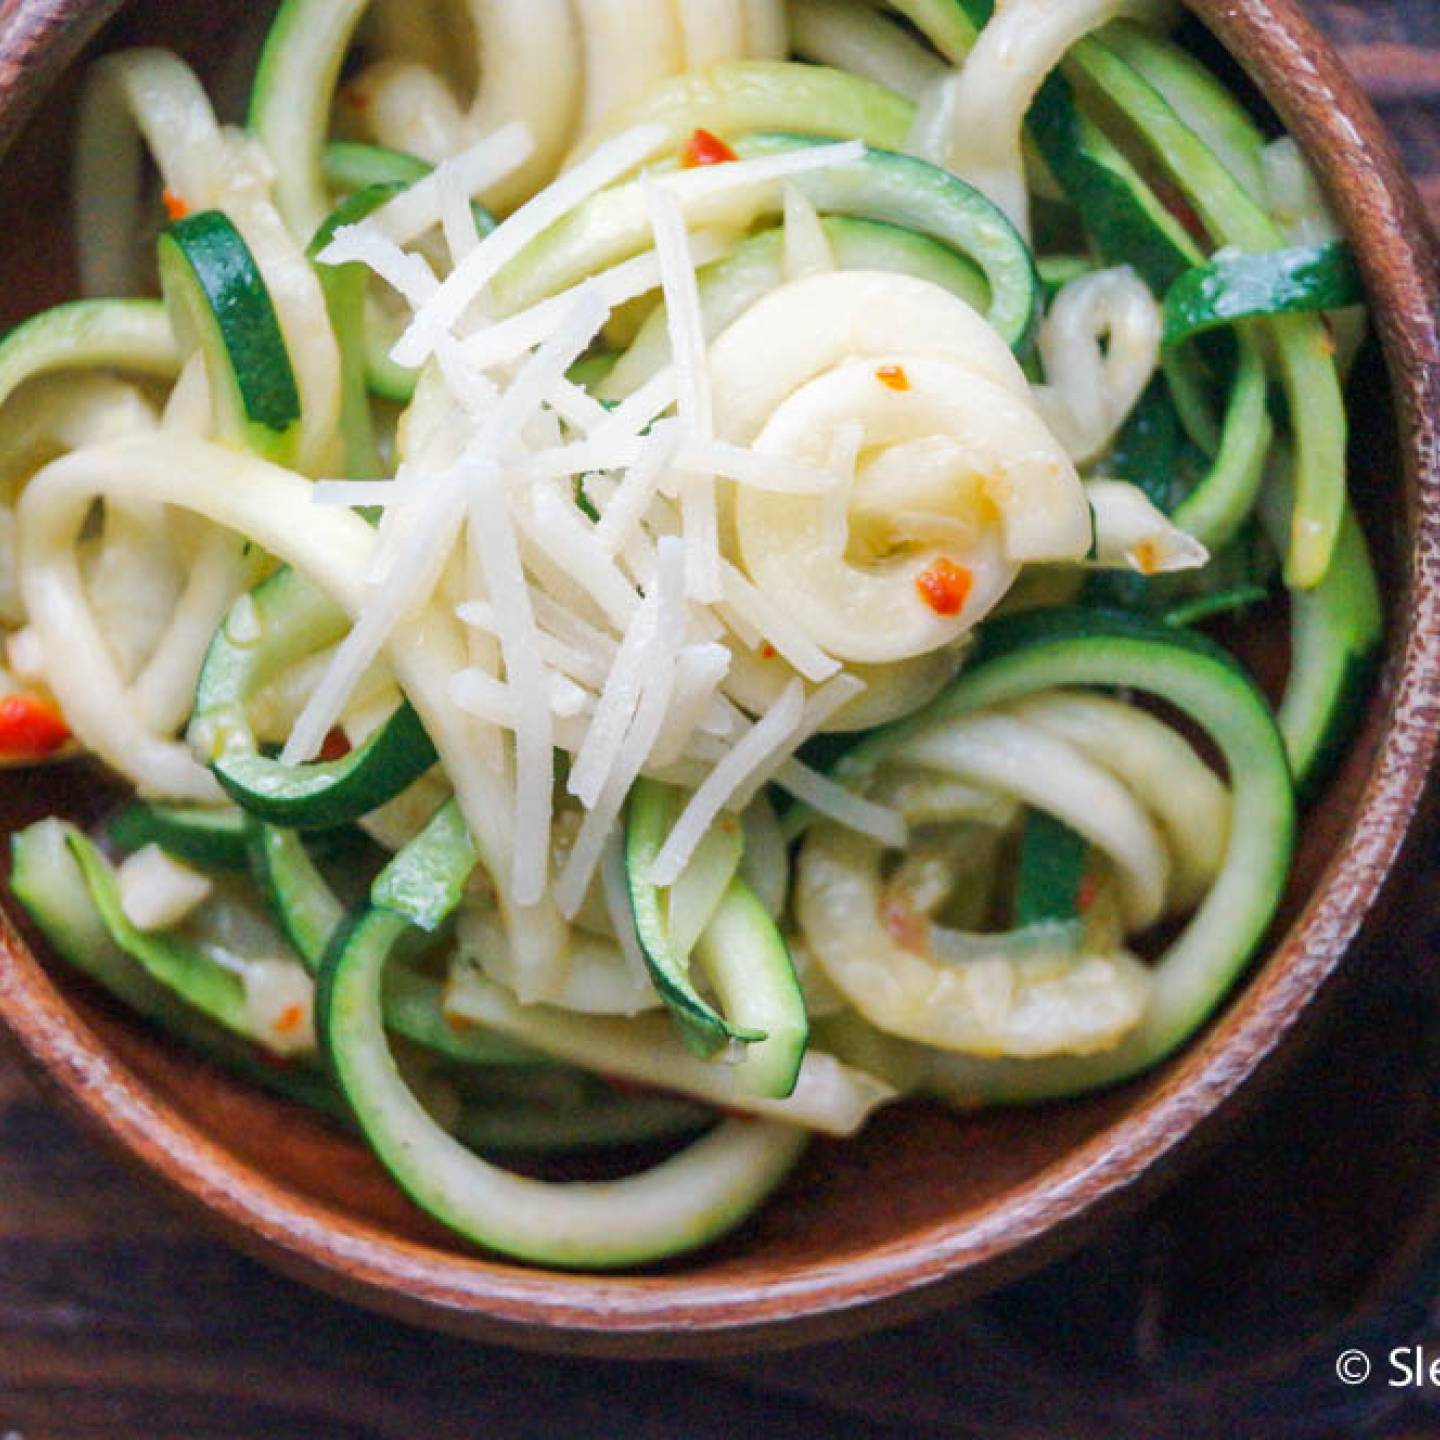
[[2, 4, 1439, 1437]]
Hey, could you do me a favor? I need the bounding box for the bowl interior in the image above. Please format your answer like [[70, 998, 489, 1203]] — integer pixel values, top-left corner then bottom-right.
[[0, 0, 1430, 1356]]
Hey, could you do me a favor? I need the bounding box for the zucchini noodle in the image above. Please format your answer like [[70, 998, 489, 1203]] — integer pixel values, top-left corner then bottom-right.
[[78, 51, 343, 476], [791, 0, 948, 96], [74, 50, 232, 298], [0, 0, 1376, 1267], [351, 1, 583, 212], [1034, 266, 1163, 465], [918, 0, 1150, 237]]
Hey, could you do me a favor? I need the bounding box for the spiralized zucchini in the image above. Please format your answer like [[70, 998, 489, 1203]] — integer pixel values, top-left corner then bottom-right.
[[0, 0, 1378, 1267]]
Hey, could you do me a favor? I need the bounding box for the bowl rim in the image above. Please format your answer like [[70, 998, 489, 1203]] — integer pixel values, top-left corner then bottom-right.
[[0, 0, 1437, 1359]]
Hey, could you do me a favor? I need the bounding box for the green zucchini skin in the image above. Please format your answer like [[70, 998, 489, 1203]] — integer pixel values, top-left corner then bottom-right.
[[248, 822, 346, 968], [935, 0, 1347, 585], [211, 703, 438, 832], [85, 809, 533, 1074], [12, 816, 675, 1140], [157, 210, 303, 463], [691, 877, 809, 1100], [323, 141, 433, 192], [192, 567, 347, 746], [313, 177, 419, 406], [1082, 356, 1276, 625], [308, 181, 407, 479], [911, 0, 1201, 296], [1275, 504, 1384, 797], [1072, 33, 1346, 590], [1082, 377, 1272, 630], [774, 212, 990, 306], [1167, 336, 1273, 551], [66, 829, 257, 1036], [316, 148, 499, 235], [449, 1091, 711, 1154], [384, 965, 544, 1070], [623, 782, 809, 1095], [1096, 337, 1273, 564], [1164, 241, 1364, 346], [190, 565, 439, 831], [602, 211, 992, 399], [742, 133, 1040, 350], [10, 818, 336, 1110], [9, 820, 537, 1120], [1036, 253, 1096, 302], [246, 818, 539, 1067], [248, 0, 369, 244], [10, 0, 1377, 1197], [816, 607, 1295, 1104], [317, 904, 807, 1268], [886, 0, 980, 63], [369, 798, 477, 932], [1028, 69, 1202, 294], [1012, 809, 1088, 933], [0, 298, 179, 407], [236, 796, 537, 1067], [496, 127, 1037, 354], [311, 162, 497, 410], [625, 781, 764, 1057], [109, 801, 369, 879], [109, 802, 252, 872]]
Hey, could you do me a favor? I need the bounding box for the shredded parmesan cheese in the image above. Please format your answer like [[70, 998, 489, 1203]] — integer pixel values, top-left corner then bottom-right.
[[647, 677, 806, 886], [773, 758, 908, 848], [368, 121, 537, 246], [285, 113, 967, 936], [289, 291, 608, 768], [782, 182, 834, 279], [393, 123, 669, 366], [731, 672, 865, 809], [650, 642, 732, 767], [719, 562, 841, 682], [555, 537, 687, 915], [523, 483, 642, 628], [468, 457, 554, 904], [118, 844, 213, 932], [659, 138, 866, 206], [459, 238, 726, 373], [594, 418, 684, 554], [317, 227, 441, 309]]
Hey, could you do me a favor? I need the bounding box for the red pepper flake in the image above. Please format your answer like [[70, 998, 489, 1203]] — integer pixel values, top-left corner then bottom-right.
[[714, 1106, 758, 1122], [1319, 315, 1337, 357], [680, 128, 737, 169], [274, 1004, 305, 1036], [445, 1012, 478, 1034], [1151, 176, 1208, 243], [342, 83, 372, 113], [915, 558, 973, 617], [759, 642, 778, 660], [162, 190, 189, 222], [600, 1073, 671, 1101], [0, 693, 70, 759], [875, 364, 910, 392], [1131, 539, 1162, 577], [318, 726, 352, 762], [883, 900, 931, 955], [1076, 875, 1099, 914]]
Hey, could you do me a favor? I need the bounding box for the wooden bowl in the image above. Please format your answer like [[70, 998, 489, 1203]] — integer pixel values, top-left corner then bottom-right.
[[0, 0, 1436, 1360]]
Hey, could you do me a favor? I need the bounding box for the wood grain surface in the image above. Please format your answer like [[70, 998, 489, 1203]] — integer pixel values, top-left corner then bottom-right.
[[0, 1, 1438, 1436]]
